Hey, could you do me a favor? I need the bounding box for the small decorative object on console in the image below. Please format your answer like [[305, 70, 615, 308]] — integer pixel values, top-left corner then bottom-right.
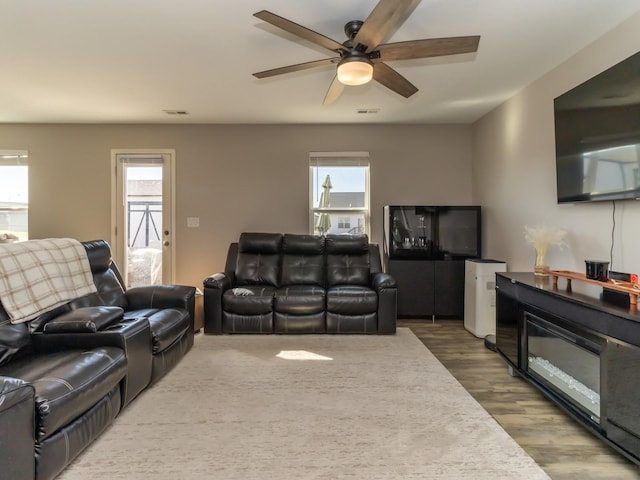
[[585, 260, 609, 281], [524, 225, 568, 276]]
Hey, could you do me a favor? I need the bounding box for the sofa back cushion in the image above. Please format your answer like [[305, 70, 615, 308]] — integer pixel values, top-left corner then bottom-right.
[[235, 233, 282, 287], [281, 234, 324, 286], [325, 235, 370, 287]]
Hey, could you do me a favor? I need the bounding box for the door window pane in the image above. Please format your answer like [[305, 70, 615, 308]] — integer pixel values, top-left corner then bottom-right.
[[125, 165, 162, 287]]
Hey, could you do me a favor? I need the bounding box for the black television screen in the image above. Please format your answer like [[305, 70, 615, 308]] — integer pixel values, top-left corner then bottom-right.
[[554, 50, 640, 203]]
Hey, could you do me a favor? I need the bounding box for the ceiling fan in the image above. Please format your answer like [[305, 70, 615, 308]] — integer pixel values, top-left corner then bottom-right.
[[252, 0, 480, 104]]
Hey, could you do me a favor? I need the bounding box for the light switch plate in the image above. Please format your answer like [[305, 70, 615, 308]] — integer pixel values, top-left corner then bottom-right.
[[187, 217, 200, 228]]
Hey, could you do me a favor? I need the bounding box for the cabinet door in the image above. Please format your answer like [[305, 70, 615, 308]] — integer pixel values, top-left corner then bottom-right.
[[434, 260, 465, 317], [606, 340, 640, 457], [389, 260, 434, 317], [495, 279, 520, 369]]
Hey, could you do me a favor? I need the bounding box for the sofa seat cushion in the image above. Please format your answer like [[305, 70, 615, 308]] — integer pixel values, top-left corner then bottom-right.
[[223, 286, 275, 315], [0, 346, 127, 441], [124, 308, 190, 354], [326, 286, 378, 315], [274, 286, 325, 315]]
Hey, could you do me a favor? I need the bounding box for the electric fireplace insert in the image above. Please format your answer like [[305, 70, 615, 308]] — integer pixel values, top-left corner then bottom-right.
[[525, 312, 604, 425]]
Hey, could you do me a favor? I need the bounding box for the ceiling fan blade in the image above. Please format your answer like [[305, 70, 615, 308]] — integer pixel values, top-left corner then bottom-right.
[[373, 62, 418, 98], [353, 0, 420, 52], [254, 10, 347, 53], [253, 57, 339, 79], [376, 36, 480, 61], [323, 76, 344, 105]]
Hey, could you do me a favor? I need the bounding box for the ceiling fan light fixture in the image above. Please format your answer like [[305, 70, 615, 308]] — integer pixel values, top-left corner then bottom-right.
[[337, 56, 373, 86]]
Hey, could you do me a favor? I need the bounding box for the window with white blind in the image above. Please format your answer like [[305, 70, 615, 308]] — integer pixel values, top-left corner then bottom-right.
[[0, 150, 28, 241], [309, 152, 370, 237]]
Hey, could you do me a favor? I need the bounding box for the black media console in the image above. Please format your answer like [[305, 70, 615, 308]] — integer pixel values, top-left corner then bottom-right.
[[496, 272, 640, 464]]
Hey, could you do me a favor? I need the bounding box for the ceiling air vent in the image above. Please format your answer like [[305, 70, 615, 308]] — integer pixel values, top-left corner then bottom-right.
[[163, 110, 189, 115], [356, 108, 380, 115]]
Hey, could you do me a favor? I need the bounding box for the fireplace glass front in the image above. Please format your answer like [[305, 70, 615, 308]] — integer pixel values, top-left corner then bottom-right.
[[525, 312, 604, 424]]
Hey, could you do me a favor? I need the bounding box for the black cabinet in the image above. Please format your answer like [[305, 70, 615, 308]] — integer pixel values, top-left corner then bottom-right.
[[435, 260, 465, 317], [389, 260, 434, 317], [389, 259, 464, 319], [384, 205, 480, 320], [605, 341, 640, 456]]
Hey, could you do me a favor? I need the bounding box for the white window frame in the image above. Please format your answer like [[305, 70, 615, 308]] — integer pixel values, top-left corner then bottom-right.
[[309, 152, 370, 237], [0, 150, 29, 241]]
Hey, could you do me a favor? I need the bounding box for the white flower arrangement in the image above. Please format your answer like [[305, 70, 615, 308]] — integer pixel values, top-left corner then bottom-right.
[[524, 225, 568, 275]]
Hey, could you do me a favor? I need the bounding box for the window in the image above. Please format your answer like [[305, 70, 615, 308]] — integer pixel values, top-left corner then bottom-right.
[[0, 150, 28, 241], [309, 152, 370, 236]]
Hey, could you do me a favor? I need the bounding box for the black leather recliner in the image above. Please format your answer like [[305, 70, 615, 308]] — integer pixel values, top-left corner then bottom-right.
[[0, 239, 195, 480], [70, 240, 195, 384], [203, 233, 397, 334]]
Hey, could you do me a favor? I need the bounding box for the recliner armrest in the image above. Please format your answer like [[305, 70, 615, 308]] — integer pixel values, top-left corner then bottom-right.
[[203, 272, 233, 290], [0, 376, 34, 413], [125, 284, 196, 310], [0, 376, 35, 480], [371, 272, 397, 292], [371, 272, 397, 335], [203, 273, 233, 335], [43, 306, 124, 333]]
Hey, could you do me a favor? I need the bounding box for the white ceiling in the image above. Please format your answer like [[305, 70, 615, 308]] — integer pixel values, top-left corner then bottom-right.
[[1, 0, 639, 125]]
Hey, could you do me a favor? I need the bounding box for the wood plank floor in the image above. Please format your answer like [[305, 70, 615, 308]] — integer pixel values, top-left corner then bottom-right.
[[401, 319, 640, 480]]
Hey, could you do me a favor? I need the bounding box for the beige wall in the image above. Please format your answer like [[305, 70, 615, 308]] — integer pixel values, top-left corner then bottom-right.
[[0, 124, 473, 287], [473, 12, 640, 274]]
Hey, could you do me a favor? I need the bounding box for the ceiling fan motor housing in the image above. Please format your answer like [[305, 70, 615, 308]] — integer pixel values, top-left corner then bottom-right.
[[344, 20, 364, 40]]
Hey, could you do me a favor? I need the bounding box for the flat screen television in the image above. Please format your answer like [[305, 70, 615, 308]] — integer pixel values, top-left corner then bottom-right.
[[554, 50, 640, 203]]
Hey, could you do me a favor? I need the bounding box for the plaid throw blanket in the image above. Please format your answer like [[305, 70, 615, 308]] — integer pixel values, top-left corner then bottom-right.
[[0, 238, 97, 324]]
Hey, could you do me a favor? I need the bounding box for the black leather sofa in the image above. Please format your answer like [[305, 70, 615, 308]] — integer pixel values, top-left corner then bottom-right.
[[203, 233, 397, 334], [0, 239, 195, 480]]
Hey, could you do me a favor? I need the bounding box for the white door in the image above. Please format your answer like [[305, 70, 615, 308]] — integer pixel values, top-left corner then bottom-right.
[[111, 149, 175, 287]]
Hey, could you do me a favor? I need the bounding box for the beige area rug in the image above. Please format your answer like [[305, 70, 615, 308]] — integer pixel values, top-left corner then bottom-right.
[[59, 328, 550, 480]]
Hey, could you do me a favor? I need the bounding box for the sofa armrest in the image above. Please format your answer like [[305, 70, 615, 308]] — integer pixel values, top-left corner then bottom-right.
[[125, 284, 196, 311], [125, 284, 196, 333], [203, 272, 233, 290], [42, 306, 124, 333], [32, 318, 153, 407], [34, 316, 149, 353], [203, 273, 234, 335], [0, 376, 36, 480], [0, 376, 34, 414], [371, 272, 397, 291], [371, 272, 397, 335]]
